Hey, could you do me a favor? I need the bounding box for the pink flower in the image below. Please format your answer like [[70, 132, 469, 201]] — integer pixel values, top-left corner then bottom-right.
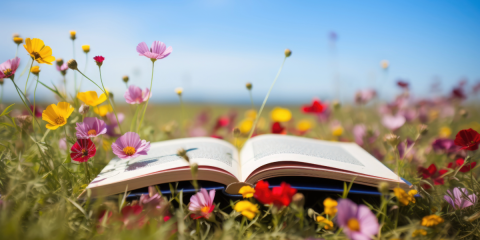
[[136, 41, 172, 61], [444, 187, 477, 210], [93, 56, 105, 66], [75, 117, 107, 138], [381, 114, 405, 131], [0, 57, 20, 79], [336, 199, 379, 240], [124, 85, 151, 104], [355, 89, 377, 104], [111, 132, 150, 159], [56, 62, 68, 72], [189, 188, 215, 219]]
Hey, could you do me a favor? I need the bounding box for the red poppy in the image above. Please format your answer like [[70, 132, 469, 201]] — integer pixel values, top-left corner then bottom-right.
[[447, 158, 477, 173], [70, 138, 96, 162], [418, 164, 448, 189], [271, 122, 285, 134], [302, 99, 326, 114], [454, 128, 480, 151], [254, 180, 297, 207], [397, 81, 409, 89]]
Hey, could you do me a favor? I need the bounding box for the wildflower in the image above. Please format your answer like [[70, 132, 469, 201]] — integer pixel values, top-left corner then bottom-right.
[[336, 199, 379, 240], [136, 41, 172, 61], [271, 122, 285, 134], [30, 66, 40, 75], [394, 188, 417, 206], [70, 138, 96, 162], [234, 201, 259, 220], [82, 45, 90, 53], [77, 91, 107, 107], [451, 87, 466, 100], [297, 119, 313, 132], [124, 85, 151, 104], [42, 102, 74, 130], [233, 127, 241, 137], [380, 60, 389, 69], [397, 80, 409, 89], [418, 164, 448, 187], [0, 57, 20, 79], [324, 198, 338, 217], [189, 188, 215, 219], [93, 56, 105, 67], [56, 58, 64, 66], [122, 75, 129, 83], [302, 99, 326, 114], [111, 132, 150, 159], [239, 119, 254, 134], [70, 30, 76, 40], [245, 110, 257, 120], [432, 138, 460, 154], [238, 186, 255, 198], [17, 115, 32, 127], [412, 229, 427, 237], [421, 214, 444, 227], [246, 82, 252, 90], [105, 112, 124, 137], [75, 117, 107, 139], [254, 180, 297, 207], [454, 128, 480, 151], [23, 38, 55, 65], [284, 49, 292, 57], [56, 62, 68, 76], [355, 89, 377, 104], [270, 107, 292, 122], [439, 126, 452, 138], [448, 158, 476, 173], [175, 87, 183, 96], [382, 114, 406, 131], [13, 36, 23, 44], [332, 125, 344, 136], [384, 133, 400, 147], [316, 216, 334, 230], [444, 187, 477, 210], [139, 193, 168, 216], [121, 205, 145, 229], [213, 116, 230, 132], [67, 59, 78, 70], [29, 105, 42, 117]]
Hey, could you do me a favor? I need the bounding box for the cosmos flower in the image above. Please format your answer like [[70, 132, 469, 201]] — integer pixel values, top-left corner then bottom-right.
[[56, 62, 68, 75], [42, 102, 74, 130], [30, 66, 40, 75], [189, 188, 215, 219], [336, 199, 379, 240], [444, 187, 477, 210], [381, 114, 406, 131], [77, 91, 107, 107], [70, 138, 97, 162], [0, 57, 20, 79], [447, 158, 476, 173], [355, 89, 377, 104], [431, 138, 461, 154], [23, 38, 55, 65], [454, 128, 480, 151], [136, 41, 172, 61], [124, 85, 151, 104], [82, 45, 90, 53], [397, 80, 409, 89], [75, 117, 107, 139], [418, 164, 448, 188], [111, 132, 150, 159]]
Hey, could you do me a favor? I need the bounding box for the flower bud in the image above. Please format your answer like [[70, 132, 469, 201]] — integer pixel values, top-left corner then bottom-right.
[[13, 37, 23, 44], [459, 109, 468, 118], [67, 59, 78, 70], [307, 208, 316, 218], [233, 127, 241, 137], [82, 45, 90, 53], [56, 58, 64, 67], [284, 49, 292, 57], [384, 133, 400, 147], [79, 104, 90, 115], [246, 82, 252, 90], [418, 124, 428, 136], [175, 87, 183, 96], [177, 148, 190, 163], [30, 66, 40, 76], [377, 182, 390, 195], [122, 75, 129, 83], [17, 115, 33, 126], [292, 193, 305, 207], [70, 30, 76, 40]]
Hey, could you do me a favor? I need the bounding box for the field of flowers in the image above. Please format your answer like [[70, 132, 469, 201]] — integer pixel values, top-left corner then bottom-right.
[[1, 32, 480, 240]]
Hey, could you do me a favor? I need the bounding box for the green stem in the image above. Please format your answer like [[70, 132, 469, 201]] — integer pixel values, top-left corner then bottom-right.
[[72, 40, 78, 95], [247, 57, 287, 140], [138, 61, 155, 131], [18, 59, 32, 78], [96, 67, 123, 134], [0, 84, 3, 105], [15, 45, 19, 58], [78, 53, 88, 91], [33, 76, 39, 131], [63, 126, 70, 155], [248, 89, 255, 110], [130, 105, 140, 132], [24, 59, 34, 95], [84, 161, 90, 182], [11, 80, 42, 135]]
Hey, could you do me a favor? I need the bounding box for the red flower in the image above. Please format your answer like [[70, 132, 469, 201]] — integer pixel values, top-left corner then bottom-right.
[[271, 122, 285, 134], [121, 205, 145, 229], [447, 158, 477, 173], [93, 56, 105, 66], [397, 81, 409, 89], [418, 164, 448, 188], [212, 116, 230, 133], [254, 180, 297, 207], [70, 138, 96, 162], [302, 99, 326, 114], [29, 105, 42, 117], [454, 128, 480, 151]]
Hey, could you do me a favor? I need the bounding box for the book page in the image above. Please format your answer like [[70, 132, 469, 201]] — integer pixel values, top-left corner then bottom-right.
[[239, 134, 400, 182], [88, 137, 240, 189]]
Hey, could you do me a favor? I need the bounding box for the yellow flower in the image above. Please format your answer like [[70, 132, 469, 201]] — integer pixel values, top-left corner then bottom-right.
[[323, 198, 338, 217], [94, 105, 113, 117], [315, 216, 334, 230], [408, 190, 418, 204], [239, 119, 254, 134], [412, 229, 427, 237], [421, 215, 444, 227], [439, 126, 452, 138], [297, 119, 313, 132], [30, 66, 40, 75], [175, 87, 183, 95], [13, 37, 23, 44], [77, 91, 107, 107], [234, 201, 258, 220], [238, 186, 255, 198], [82, 45, 90, 53], [245, 110, 257, 120], [70, 31, 76, 40], [23, 38, 55, 65], [380, 60, 389, 69], [270, 107, 292, 122], [332, 126, 344, 136], [394, 188, 416, 206], [42, 102, 74, 130]]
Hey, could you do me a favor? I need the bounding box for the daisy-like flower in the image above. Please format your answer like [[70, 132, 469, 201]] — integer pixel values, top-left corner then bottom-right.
[[70, 138, 97, 162], [336, 199, 379, 240], [124, 85, 151, 104], [30, 66, 40, 75], [75, 117, 107, 139], [111, 132, 150, 159], [23, 38, 55, 65], [93, 56, 105, 67], [454, 128, 480, 151], [0, 57, 20, 79], [136, 41, 172, 61], [77, 91, 107, 107], [42, 102, 74, 130], [189, 188, 215, 220], [82, 45, 90, 53]]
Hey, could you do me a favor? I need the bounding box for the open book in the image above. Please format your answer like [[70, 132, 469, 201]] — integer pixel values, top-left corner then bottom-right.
[[85, 134, 409, 198]]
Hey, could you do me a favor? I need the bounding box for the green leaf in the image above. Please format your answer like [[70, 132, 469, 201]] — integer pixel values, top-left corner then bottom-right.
[[0, 103, 15, 117], [0, 122, 14, 128], [38, 80, 66, 101], [64, 154, 71, 164]]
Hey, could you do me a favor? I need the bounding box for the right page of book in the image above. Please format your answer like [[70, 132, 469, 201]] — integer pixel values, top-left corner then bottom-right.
[[239, 134, 401, 183]]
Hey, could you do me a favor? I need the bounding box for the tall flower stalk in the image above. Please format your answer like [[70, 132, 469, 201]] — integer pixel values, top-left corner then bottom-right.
[[138, 61, 155, 131]]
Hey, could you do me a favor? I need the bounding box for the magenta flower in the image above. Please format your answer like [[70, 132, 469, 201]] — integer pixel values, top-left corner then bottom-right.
[[336, 199, 379, 240], [0, 57, 20, 79], [444, 187, 477, 210], [75, 117, 107, 138], [136, 41, 172, 61], [124, 85, 151, 104], [111, 132, 150, 159], [93, 56, 105, 66], [189, 188, 215, 220], [56, 62, 68, 72], [70, 138, 97, 163], [381, 114, 406, 131]]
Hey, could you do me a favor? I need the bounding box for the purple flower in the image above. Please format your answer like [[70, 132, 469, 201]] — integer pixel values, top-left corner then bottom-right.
[[105, 113, 124, 137], [75, 117, 107, 138], [189, 188, 215, 219], [353, 124, 378, 146], [140, 193, 162, 209], [336, 199, 379, 240], [381, 114, 405, 131], [432, 138, 461, 154], [0, 57, 20, 79], [444, 187, 477, 210], [124, 85, 151, 104], [111, 132, 150, 159], [136, 41, 172, 60]]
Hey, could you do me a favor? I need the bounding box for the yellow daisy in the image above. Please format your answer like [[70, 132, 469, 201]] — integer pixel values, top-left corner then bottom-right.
[[94, 105, 113, 117], [77, 91, 107, 107], [42, 102, 74, 130], [23, 38, 55, 65]]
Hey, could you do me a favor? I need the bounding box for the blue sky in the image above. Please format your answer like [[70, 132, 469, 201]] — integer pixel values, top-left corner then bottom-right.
[[1, 0, 479, 105]]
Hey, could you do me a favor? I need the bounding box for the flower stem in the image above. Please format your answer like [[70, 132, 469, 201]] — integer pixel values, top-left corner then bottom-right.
[[24, 59, 34, 95], [247, 57, 287, 140], [97, 67, 123, 134], [138, 61, 155, 132], [84, 161, 90, 182], [248, 89, 255, 110], [72, 40, 78, 95], [78, 53, 88, 91], [63, 126, 71, 163], [33, 76, 39, 131], [15, 45, 19, 58], [130, 105, 140, 132], [179, 95, 185, 136]]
